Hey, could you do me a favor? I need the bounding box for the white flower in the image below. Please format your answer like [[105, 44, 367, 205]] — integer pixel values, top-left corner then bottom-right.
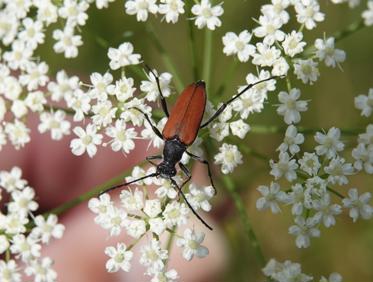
[[314, 127, 345, 159], [126, 166, 155, 186], [288, 184, 306, 216], [155, 178, 178, 199], [120, 188, 145, 212], [47, 70, 80, 102], [30, 214, 65, 244], [120, 98, 151, 126], [105, 243, 133, 272], [282, 31, 306, 57], [362, 1, 373, 26], [313, 194, 342, 228], [107, 76, 136, 102], [230, 120, 250, 139], [95, 0, 116, 9], [214, 143, 243, 174], [70, 124, 103, 158], [3, 40, 33, 70], [125, 219, 146, 239], [252, 43, 281, 67], [354, 88, 373, 117], [5, 120, 31, 150], [11, 100, 28, 119], [288, 216, 320, 248], [140, 238, 168, 274], [91, 100, 117, 127], [151, 269, 179, 282], [304, 176, 328, 209], [358, 124, 373, 149], [277, 88, 308, 124], [319, 273, 343, 282], [263, 259, 313, 282], [105, 120, 137, 154], [176, 228, 209, 261], [53, 26, 83, 58], [144, 199, 162, 218], [270, 152, 298, 182], [298, 152, 321, 176], [19, 18, 45, 50], [163, 201, 189, 228], [324, 157, 354, 186], [38, 110, 71, 140], [9, 186, 38, 215], [10, 234, 41, 261], [277, 125, 304, 155], [222, 30, 255, 62], [125, 0, 158, 22], [159, 0, 185, 23], [315, 37, 346, 68], [253, 15, 285, 45], [36, 1, 58, 24], [186, 184, 215, 212], [59, 0, 89, 26], [149, 217, 166, 236], [256, 182, 288, 213], [191, 0, 224, 30], [209, 121, 230, 141], [19, 61, 49, 91], [25, 91, 47, 112], [2, 212, 28, 235], [261, 0, 290, 24], [343, 188, 373, 222], [141, 70, 172, 102], [108, 42, 141, 70], [101, 206, 127, 236], [295, 0, 325, 30], [0, 260, 21, 282], [0, 167, 27, 192], [293, 59, 320, 85], [66, 89, 91, 122], [89, 193, 114, 225], [142, 117, 167, 149], [88, 72, 113, 100], [24, 257, 57, 282], [352, 143, 373, 174]]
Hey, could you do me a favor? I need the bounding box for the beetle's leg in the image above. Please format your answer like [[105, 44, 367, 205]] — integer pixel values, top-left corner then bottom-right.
[[179, 163, 192, 190], [99, 173, 158, 195], [186, 151, 217, 195], [200, 76, 279, 128], [146, 155, 162, 166], [129, 107, 164, 140], [144, 64, 170, 117], [170, 177, 213, 231]]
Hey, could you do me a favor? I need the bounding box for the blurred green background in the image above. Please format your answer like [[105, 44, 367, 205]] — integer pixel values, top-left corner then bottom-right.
[[39, 1, 373, 281]]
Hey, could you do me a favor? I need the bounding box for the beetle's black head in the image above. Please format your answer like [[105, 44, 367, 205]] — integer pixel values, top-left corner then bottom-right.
[[156, 161, 176, 179]]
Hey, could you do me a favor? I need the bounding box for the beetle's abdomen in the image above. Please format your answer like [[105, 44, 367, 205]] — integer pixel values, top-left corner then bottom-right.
[[162, 81, 206, 146]]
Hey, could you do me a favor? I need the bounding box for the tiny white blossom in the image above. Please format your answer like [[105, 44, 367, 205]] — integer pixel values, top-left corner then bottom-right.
[[261, 0, 290, 24], [343, 188, 373, 222], [125, 219, 146, 239], [256, 182, 288, 213], [19, 62, 49, 91], [19, 18, 45, 49], [214, 143, 243, 174], [295, 0, 325, 30], [107, 76, 136, 102], [47, 70, 80, 102], [149, 217, 166, 236], [288, 183, 306, 216], [314, 127, 345, 159], [53, 27, 83, 58], [140, 238, 168, 274], [230, 120, 251, 139], [163, 201, 189, 228], [313, 194, 342, 228], [108, 42, 141, 70], [125, 0, 158, 22], [354, 88, 373, 117], [0, 260, 21, 282], [120, 188, 145, 212], [30, 214, 65, 244], [141, 70, 172, 102], [186, 184, 215, 212], [88, 72, 113, 100], [0, 166, 27, 192], [59, 0, 89, 26], [25, 257, 57, 282], [151, 269, 179, 282], [9, 186, 38, 215], [298, 152, 321, 176], [25, 91, 47, 112], [144, 199, 162, 218], [352, 143, 373, 174], [10, 234, 41, 261], [222, 30, 255, 62], [277, 88, 308, 125], [270, 152, 298, 182], [159, 0, 185, 23], [293, 59, 320, 85], [277, 125, 304, 155], [289, 216, 320, 248], [191, 0, 224, 30], [105, 243, 133, 272], [38, 110, 71, 140], [70, 124, 103, 157], [176, 228, 209, 261], [282, 31, 306, 57], [105, 120, 137, 154], [101, 206, 127, 236], [253, 15, 285, 45], [5, 120, 31, 149], [362, 1, 373, 26], [91, 100, 117, 127], [324, 157, 354, 186], [315, 37, 346, 68], [252, 43, 281, 67]]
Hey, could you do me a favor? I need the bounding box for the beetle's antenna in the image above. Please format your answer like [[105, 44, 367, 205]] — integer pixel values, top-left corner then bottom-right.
[[99, 173, 158, 195], [200, 75, 284, 128], [170, 178, 213, 231]]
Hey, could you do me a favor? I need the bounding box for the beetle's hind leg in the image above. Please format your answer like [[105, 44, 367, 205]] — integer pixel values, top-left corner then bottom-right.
[[129, 107, 164, 140], [186, 151, 217, 195], [146, 155, 162, 166], [144, 64, 170, 118]]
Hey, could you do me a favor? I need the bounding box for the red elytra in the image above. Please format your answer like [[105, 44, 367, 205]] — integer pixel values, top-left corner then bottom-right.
[[162, 81, 206, 145]]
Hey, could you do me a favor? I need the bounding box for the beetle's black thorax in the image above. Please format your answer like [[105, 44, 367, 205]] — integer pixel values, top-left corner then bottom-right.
[[157, 138, 187, 179]]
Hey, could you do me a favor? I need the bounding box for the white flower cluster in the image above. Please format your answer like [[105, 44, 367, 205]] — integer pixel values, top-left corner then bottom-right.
[[0, 167, 65, 282], [256, 85, 373, 248], [124, 0, 224, 29], [263, 258, 343, 282], [89, 172, 212, 280]]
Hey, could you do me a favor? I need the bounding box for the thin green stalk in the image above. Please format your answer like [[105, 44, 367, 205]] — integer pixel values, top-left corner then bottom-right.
[[186, 1, 199, 81], [327, 187, 345, 199], [165, 228, 176, 268], [239, 144, 270, 162], [44, 104, 79, 116], [222, 176, 266, 267], [145, 23, 184, 93], [202, 29, 213, 94], [215, 59, 239, 98], [45, 161, 145, 216]]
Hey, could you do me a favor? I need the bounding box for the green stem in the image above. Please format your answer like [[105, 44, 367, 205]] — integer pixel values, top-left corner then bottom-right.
[[45, 162, 145, 216], [239, 144, 270, 162], [44, 104, 77, 116], [222, 176, 266, 267], [145, 23, 184, 93], [202, 29, 213, 94], [215, 59, 239, 98], [327, 187, 345, 199], [165, 228, 176, 268], [249, 125, 363, 136], [186, 1, 199, 81]]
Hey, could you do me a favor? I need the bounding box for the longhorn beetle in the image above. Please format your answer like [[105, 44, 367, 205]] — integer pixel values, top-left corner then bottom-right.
[[100, 66, 279, 230]]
